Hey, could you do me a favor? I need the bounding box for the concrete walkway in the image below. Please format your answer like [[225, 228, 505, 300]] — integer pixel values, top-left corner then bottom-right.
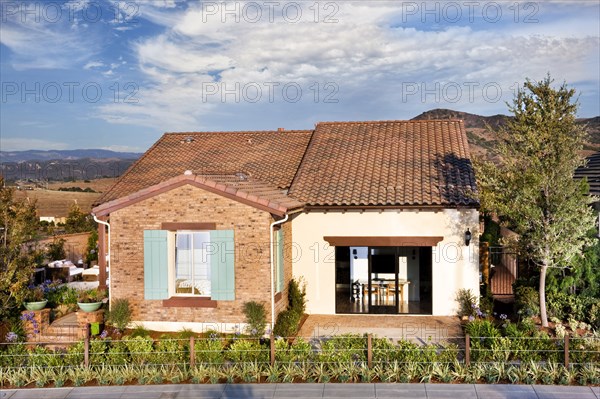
[[1, 384, 599, 399]]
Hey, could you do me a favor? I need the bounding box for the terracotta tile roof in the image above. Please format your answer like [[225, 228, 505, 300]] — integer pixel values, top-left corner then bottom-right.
[[96, 130, 313, 204], [288, 119, 478, 207], [93, 173, 304, 217], [575, 152, 600, 196]]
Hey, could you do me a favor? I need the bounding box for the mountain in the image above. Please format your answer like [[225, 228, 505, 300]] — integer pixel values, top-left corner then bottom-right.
[[0, 149, 142, 163], [412, 108, 600, 159]]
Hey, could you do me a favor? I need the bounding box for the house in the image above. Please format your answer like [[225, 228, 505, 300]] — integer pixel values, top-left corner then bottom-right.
[[575, 151, 600, 236], [92, 120, 480, 332]]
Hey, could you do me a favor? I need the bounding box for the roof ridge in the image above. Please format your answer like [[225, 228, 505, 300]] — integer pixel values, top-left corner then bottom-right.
[[163, 130, 313, 135], [315, 119, 464, 125]]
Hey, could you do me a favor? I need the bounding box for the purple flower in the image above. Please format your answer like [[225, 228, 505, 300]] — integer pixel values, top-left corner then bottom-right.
[[499, 314, 508, 320], [5, 332, 18, 342], [468, 316, 475, 322], [100, 330, 108, 339]]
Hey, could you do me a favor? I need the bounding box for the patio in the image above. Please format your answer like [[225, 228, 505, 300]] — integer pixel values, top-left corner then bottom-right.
[[296, 314, 464, 344]]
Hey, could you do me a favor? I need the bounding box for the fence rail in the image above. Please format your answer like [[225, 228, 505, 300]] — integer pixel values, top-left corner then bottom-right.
[[2, 333, 598, 370]]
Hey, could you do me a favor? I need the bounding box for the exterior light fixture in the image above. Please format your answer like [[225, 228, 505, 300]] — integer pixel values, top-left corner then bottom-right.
[[465, 229, 472, 246]]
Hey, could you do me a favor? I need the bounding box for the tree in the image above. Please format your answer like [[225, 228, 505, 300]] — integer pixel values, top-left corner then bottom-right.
[[0, 177, 41, 320], [64, 203, 96, 233], [475, 76, 597, 327]]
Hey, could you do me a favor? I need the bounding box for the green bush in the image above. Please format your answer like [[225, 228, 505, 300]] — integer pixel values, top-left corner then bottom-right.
[[319, 334, 365, 363], [225, 339, 269, 363], [288, 278, 306, 317], [195, 334, 225, 365], [514, 286, 539, 319], [455, 289, 477, 318], [154, 336, 186, 365], [273, 309, 300, 338], [123, 336, 154, 365], [106, 340, 130, 365], [106, 298, 132, 332], [243, 301, 267, 338]]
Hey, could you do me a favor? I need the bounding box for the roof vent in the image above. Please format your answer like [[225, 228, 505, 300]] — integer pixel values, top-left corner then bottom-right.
[[235, 172, 248, 181], [182, 136, 195, 143], [183, 170, 193, 176], [277, 128, 285, 132]]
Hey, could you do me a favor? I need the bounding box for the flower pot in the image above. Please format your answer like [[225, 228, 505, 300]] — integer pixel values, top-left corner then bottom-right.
[[23, 300, 47, 311], [77, 302, 103, 313]]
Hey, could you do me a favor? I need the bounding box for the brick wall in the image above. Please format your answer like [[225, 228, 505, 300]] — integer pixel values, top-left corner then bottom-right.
[[110, 184, 283, 326]]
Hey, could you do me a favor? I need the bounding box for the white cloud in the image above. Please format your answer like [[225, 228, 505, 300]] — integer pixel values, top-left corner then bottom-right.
[[84, 61, 105, 70], [97, 1, 599, 128], [0, 137, 69, 151], [100, 144, 144, 152]]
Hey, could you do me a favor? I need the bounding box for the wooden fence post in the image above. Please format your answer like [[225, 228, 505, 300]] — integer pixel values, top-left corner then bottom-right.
[[270, 333, 275, 366], [564, 334, 569, 368], [367, 333, 373, 369], [84, 323, 90, 368], [465, 334, 470, 366], [190, 336, 196, 368]]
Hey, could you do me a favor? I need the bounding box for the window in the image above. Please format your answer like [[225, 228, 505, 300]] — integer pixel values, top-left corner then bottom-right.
[[144, 229, 235, 301], [174, 231, 211, 297]]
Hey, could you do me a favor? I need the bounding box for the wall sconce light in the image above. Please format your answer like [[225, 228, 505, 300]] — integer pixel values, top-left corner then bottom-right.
[[352, 249, 357, 259], [465, 229, 472, 246]]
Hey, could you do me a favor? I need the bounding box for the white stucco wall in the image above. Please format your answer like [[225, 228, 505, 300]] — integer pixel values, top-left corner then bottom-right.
[[291, 209, 479, 316]]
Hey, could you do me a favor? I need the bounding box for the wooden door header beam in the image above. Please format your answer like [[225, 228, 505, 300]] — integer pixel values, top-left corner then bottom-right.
[[323, 236, 444, 247]]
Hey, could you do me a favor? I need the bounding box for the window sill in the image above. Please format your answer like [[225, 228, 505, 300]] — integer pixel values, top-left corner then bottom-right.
[[162, 297, 217, 308]]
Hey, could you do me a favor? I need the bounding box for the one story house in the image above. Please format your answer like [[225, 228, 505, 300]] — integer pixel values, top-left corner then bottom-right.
[[575, 151, 600, 236], [92, 119, 480, 332]]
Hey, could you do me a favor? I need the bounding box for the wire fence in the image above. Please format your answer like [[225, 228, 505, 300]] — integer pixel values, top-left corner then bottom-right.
[[1, 333, 599, 370]]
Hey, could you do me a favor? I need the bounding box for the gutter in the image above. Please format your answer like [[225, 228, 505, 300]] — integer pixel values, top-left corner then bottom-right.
[[270, 213, 289, 330]]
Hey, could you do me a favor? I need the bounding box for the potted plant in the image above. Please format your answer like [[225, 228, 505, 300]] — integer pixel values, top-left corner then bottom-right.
[[77, 288, 107, 312], [23, 285, 48, 311]]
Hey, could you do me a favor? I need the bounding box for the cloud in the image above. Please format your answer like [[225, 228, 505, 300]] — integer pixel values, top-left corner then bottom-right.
[[84, 61, 105, 70], [96, 1, 599, 128], [0, 137, 69, 151]]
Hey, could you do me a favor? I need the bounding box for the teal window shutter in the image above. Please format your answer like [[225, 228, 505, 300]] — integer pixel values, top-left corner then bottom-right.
[[209, 230, 235, 300], [143, 230, 169, 300], [276, 229, 284, 293]]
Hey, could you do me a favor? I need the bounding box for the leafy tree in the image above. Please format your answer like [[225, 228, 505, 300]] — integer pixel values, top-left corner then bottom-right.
[[85, 229, 99, 265], [0, 178, 41, 320], [475, 76, 597, 327], [46, 237, 66, 260], [64, 203, 96, 233]]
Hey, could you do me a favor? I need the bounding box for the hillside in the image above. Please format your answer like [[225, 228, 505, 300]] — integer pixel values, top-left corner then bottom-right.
[[412, 109, 600, 159], [0, 149, 141, 163]]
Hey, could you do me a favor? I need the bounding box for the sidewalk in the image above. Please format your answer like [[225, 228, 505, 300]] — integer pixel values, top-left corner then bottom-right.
[[1, 383, 599, 399]]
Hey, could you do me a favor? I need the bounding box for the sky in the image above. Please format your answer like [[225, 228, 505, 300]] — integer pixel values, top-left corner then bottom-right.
[[1, 0, 599, 152]]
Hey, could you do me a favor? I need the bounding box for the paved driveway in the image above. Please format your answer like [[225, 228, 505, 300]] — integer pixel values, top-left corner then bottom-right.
[[2, 384, 599, 399]]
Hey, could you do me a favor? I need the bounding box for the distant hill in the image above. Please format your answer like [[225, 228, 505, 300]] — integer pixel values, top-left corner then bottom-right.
[[0, 149, 141, 163], [412, 108, 600, 159]]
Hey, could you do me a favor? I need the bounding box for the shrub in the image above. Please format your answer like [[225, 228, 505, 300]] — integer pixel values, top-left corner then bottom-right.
[[320, 334, 366, 363], [514, 286, 539, 319], [242, 301, 267, 338], [273, 309, 300, 338], [195, 334, 225, 365], [455, 289, 477, 318], [288, 278, 306, 317], [106, 298, 132, 332], [225, 339, 269, 363], [123, 336, 154, 365]]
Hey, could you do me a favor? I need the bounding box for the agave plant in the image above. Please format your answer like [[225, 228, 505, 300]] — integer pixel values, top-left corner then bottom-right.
[[30, 365, 52, 387], [265, 364, 282, 383], [312, 362, 331, 383]]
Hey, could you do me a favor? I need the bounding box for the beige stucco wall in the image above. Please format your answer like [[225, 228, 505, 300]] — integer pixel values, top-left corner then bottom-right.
[[290, 209, 480, 316]]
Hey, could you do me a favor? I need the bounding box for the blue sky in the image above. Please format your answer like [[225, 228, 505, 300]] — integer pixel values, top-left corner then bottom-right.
[[1, 0, 599, 152]]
